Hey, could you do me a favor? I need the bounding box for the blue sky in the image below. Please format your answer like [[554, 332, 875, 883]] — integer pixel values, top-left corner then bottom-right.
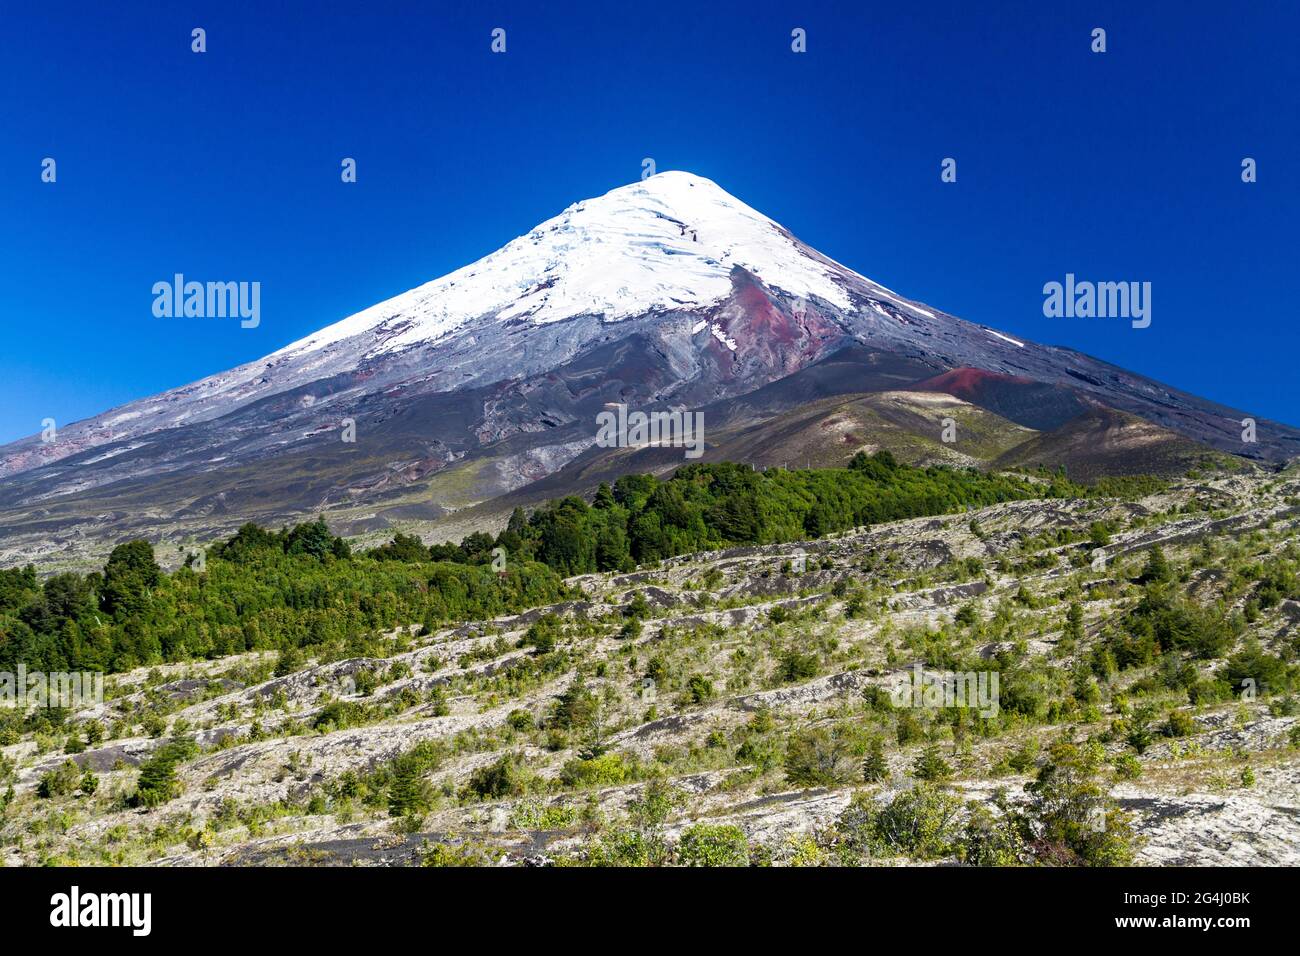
[[2, 0, 1297, 444]]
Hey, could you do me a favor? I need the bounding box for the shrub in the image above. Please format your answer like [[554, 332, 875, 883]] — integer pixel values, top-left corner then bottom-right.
[[133, 754, 179, 807], [871, 783, 964, 859], [861, 738, 889, 783], [1005, 739, 1040, 774], [1137, 546, 1173, 585], [775, 650, 820, 683], [521, 615, 561, 654], [465, 754, 530, 801], [132, 737, 198, 808], [576, 779, 684, 866], [388, 752, 437, 817], [784, 725, 857, 787], [676, 824, 750, 867], [685, 674, 714, 704], [581, 828, 653, 867], [559, 752, 636, 789], [37, 759, 82, 799], [508, 799, 578, 830], [1223, 642, 1292, 697], [506, 709, 535, 732], [1113, 753, 1143, 780], [961, 803, 1027, 866], [1162, 709, 1197, 738], [353, 668, 378, 696], [1187, 678, 1232, 706], [421, 839, 497, 866], [624, 591, 650, 620], [1021, 740, 1135, 866], [911, 745, 953, 782], [313, 700, 372, 732]]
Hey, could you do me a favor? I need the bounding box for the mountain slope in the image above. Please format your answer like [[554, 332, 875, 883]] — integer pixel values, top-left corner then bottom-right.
[[0, 171, 1294, 566], [992, 406, 1220, 482], [907, 368, 1094, 431]]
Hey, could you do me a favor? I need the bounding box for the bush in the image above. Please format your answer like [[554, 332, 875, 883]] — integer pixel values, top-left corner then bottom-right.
[[861, 738, 889, 783], [685, 674, 714, 704], [506, 709, 535, 732], [353, 668, 379, 696], [388, 750, 439, 818], [1137, 546, 1173, 585], [784, 725, 857, 787], [313, 700, 372, 732], [624, 591, 650, 620], [1005, 739, 1040, 775], [1162, 709, 1197, 738], [1223, 642, 1292, 697], [581, 828, 654, 867], [421, 839, 497, 866], [776, 650, 820, 683], [1021, 740, 1135, 866], [520, 615, 561, 654], [132, 737, 197, 808], [961, 803, 1027, 866], [871, 783, 964, 859], [676, 824, 750, 867], [465, 754, 530, 801], [133, 757, 179, 808], [1113, 754, 1143, 780], [558, 752, 636, 789], [1188, 678, 1232, 706], [578, 779, 682, 866], [911, 745, 953, 782], [37, 759, 82, 799]]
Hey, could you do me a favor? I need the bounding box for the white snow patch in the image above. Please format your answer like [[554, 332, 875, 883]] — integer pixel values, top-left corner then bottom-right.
[[710, 323, 737, 352], [985, 328, 1024, 348]]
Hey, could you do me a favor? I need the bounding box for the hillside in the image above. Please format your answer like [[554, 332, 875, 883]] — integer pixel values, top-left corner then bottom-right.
[[3, 466, 1298, 867], [993, 407, 1220, 482]]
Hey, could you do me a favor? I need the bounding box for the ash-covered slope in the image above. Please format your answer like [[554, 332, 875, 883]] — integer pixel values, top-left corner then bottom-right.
[[0, 172, 1294, 564]]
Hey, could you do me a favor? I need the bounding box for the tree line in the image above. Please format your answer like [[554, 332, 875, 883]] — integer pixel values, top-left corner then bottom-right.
[[1, 453, 1075, 676]]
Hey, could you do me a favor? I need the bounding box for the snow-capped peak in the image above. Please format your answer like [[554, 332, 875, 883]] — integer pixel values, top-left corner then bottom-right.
[[278, 171, 856, 357]]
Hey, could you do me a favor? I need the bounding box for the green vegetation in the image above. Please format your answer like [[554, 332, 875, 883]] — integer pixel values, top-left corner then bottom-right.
[[675, 823, 750, 867], [472, 455, 1076, 575], [132, 737, 198, 808], [2, 458, 1297, 869], [0, 518, 571, 676]]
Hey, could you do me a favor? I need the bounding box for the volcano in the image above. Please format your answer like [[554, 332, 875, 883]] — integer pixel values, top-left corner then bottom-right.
[[0, 171, 1294, 566]]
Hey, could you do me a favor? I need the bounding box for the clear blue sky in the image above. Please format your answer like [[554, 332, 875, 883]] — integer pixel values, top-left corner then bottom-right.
[[2, 0, 1297, 445]]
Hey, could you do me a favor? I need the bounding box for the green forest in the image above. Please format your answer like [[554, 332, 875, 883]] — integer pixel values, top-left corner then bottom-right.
[[0, 454, 1086, 676]]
